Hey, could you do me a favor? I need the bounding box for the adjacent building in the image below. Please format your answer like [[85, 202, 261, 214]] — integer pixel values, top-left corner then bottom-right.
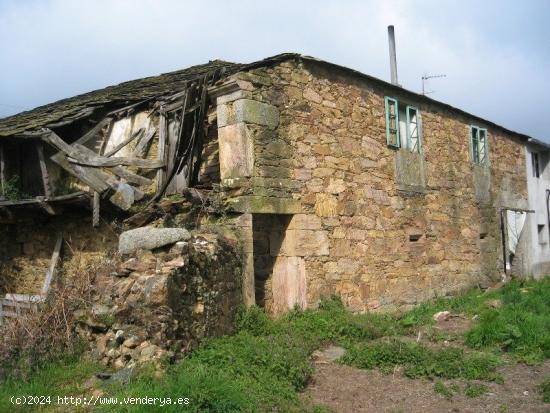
[[524, 140, 550, 278]]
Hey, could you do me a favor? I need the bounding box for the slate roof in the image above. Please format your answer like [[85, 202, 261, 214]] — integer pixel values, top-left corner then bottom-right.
[[0, 60, 244, 137]]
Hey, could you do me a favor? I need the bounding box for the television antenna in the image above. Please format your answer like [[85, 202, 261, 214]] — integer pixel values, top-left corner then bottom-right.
[[422, 73, 446, 95]]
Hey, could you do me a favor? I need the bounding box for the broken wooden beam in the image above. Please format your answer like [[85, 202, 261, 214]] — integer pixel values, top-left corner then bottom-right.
[[92, 192, 100, 227], [156, 110, 167, 193], [38, 200, 58, 215], [36, 142, 53, 198], [41, 233, 63, 296], [50, 151, 111, 193], [103, 127, 144, 157], [132, 127, 157, 158], [106, 98, 155, 118], [78, 117, 113, 146], [110, 166, 153, 187], [68, 143, 163, 169]]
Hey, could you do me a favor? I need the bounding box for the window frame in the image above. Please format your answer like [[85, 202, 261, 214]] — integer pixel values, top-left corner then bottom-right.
[[470, 125, 489, 165], [532, 152, 540, 178], [384, 96, 400, 148], [405, 105, 422, 153]]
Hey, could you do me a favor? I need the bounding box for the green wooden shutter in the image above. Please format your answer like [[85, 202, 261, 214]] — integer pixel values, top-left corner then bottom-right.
[[385, 97, 400, 148]]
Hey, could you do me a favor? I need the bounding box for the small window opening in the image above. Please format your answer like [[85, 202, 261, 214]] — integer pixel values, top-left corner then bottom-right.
[[409, 234, 422, 242], [385, 97, 400, 148], [538, 225, 547, 245], [406, 106, 421, 153], [471, 126, 488, 165], [479, 232, 488, 240], [532, 152, 541, 178]]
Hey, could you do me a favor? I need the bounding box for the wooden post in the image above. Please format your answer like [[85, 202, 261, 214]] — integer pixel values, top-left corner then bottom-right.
[[36, 142, 52, 198], [92, 192, 100, 227], [157, 110, 167, 192], [41, 233, 63, 296]]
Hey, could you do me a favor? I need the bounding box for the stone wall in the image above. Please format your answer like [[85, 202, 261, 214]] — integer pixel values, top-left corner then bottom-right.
[[79, 232, 242, 369], [217, 58, 528, 313]]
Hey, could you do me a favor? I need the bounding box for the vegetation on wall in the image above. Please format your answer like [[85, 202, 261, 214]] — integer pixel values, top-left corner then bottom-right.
[[2, 175, 23, 200]]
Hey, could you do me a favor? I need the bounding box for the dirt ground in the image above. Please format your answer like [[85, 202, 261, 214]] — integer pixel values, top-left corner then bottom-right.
[[302, 358, 550, 413], [302, 329, 550, 413]]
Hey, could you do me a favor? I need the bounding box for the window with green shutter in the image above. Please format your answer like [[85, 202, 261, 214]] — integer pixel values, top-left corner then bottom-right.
[[385, 97, 423, 152], [471, 126, 488, 164], [385, 97, 400, 148]]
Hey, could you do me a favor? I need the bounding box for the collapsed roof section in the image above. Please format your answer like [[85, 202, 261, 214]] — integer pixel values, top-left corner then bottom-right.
[[0, 59, 243, 137]]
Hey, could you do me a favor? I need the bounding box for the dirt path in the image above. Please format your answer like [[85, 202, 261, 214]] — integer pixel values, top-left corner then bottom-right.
[[301, 347, 550, 413]]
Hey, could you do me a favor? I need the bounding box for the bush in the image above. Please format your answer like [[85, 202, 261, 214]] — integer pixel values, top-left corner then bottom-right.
[[0, 251, 106, 380]]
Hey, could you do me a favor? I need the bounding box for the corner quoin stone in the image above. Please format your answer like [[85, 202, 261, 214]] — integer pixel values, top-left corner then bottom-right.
[[232, 99, 280, 130], [118, 227, 191, 254]]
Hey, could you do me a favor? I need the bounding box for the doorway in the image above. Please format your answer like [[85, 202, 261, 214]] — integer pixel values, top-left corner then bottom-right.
[[252, 214, 306, 315]]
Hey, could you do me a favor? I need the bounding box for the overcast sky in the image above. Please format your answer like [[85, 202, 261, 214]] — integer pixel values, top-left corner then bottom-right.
[[1, 0, 549, 141]]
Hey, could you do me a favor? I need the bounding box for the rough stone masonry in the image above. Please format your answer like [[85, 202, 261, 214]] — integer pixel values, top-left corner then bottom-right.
[[209, 57, 528, 314]]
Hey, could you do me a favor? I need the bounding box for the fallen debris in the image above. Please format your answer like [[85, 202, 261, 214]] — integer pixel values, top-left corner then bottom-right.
[[433, 311, 451, 322]]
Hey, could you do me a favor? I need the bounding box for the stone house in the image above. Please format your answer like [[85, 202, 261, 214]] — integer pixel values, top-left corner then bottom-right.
[[0, 53, 540, 315]]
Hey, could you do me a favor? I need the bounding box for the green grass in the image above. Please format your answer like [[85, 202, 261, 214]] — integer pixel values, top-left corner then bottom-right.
[[539, 375, 550, 403], [433, 380, 458, 399], [0, 355, 102, 412], [99, 333, 324, 413], [464, 280, 550, 363], [236, 296, 404, 344], [400, 287, 500, 327], [341, 339, 501, 381], [1, 279, 549, 412], [464, 382, 488, 398]]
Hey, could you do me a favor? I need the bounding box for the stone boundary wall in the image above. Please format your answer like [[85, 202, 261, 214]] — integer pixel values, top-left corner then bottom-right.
[[79, 232, 242, 369]]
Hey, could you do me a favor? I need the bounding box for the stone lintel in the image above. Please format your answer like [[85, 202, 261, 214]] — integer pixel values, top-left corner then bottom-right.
[[227, 196, 301, 214]]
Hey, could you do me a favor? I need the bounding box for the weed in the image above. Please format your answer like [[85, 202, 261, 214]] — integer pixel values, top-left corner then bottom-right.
[[0, 357, 102, 413], [434, 380, 456, 399], [98, 332, 321, 412], [95, 313, 115, 328], [401, 287, 506, 327], [341, 339, 501, 381], [464, 381, 488, 398], [0, 251, 109, 380], [2, 175, 23, 200], [539, 375, 550, 403], [464, 279, 550, 363]]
